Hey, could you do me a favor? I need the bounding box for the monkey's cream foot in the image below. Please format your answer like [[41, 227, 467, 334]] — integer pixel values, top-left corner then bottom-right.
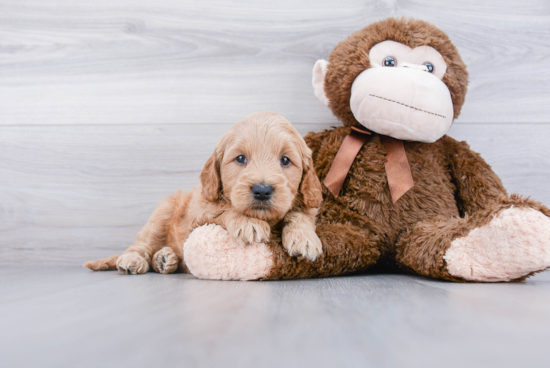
[[152, 247, 179, 274], [116, 252, 150, 275], [184, 224, 274, 280], [282, 224, 322, 261], [444, 207, 550, 282]]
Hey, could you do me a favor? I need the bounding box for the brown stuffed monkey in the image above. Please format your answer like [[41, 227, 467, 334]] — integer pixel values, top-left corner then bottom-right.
[[183, 17, 550, 282]]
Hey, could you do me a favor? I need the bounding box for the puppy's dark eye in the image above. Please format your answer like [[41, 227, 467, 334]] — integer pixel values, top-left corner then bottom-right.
[[235, 155, 247, 165], [280, 156, 291, 167], [383, 56, 396, 67]]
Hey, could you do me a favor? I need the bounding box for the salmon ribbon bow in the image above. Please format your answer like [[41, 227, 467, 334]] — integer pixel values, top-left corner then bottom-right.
[[323, 125, 414, 203]]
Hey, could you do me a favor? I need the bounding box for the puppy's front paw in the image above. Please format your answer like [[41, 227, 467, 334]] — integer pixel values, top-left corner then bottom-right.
[[116, 252, 149, 275], [282, 225, 322, 261], [228, 218, 271, 245]]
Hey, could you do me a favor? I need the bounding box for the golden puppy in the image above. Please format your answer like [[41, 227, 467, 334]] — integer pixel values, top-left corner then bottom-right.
[[85, 112, 323, 274]]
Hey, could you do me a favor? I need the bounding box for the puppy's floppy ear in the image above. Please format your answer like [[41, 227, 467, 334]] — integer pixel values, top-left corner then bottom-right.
[[200, 151, 222, 202], [300, 156, 323, 209]]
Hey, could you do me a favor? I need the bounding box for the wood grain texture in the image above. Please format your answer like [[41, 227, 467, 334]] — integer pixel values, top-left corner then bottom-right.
[[1, 123, 549, 264], [1, 0, 549, 125], [1, 266, 549, 368]]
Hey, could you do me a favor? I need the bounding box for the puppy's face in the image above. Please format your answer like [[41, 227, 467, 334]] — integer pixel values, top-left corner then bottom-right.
[[200, 112, 322, 222]]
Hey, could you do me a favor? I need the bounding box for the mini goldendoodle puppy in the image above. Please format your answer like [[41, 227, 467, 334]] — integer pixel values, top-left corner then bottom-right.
[[85, 112, 323, 274]]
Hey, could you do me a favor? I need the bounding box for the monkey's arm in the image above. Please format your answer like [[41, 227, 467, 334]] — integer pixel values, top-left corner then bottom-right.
[[262, 221, 382, 280], [304, 128, 336, 161], [183, 218, 383, 281], [443, 135, 507, 216]]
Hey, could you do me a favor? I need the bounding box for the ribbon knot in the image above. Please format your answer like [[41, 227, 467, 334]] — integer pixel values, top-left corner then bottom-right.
[[323, 125, 414, 203]]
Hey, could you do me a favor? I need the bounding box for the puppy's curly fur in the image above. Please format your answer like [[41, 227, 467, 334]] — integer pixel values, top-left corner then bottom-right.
[[85, 112, 323, 274]]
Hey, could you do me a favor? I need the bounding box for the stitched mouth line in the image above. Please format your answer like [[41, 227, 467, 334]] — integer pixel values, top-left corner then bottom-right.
[[369, 94, 446, 118]]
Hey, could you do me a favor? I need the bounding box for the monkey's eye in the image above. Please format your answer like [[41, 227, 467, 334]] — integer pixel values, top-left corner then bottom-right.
[[280, 156, 291, 167], [235, 155, 247, 165], [423, 62, 434, 73], [383, 56, 397, 67]]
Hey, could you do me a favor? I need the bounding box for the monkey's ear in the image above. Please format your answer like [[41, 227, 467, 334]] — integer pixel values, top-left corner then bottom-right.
[[200, 152, 222, 202], [312, 59, 330, 106]]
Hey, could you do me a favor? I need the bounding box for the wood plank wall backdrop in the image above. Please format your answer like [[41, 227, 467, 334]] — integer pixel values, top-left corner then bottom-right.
[[1, 0, 549, 264]]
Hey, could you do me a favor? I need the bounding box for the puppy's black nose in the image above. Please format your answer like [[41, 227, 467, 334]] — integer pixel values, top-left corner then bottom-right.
[[251, 183, 273, 201]]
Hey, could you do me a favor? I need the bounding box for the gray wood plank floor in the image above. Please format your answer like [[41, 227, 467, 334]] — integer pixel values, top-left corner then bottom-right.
[[1, 266, 549, 368]]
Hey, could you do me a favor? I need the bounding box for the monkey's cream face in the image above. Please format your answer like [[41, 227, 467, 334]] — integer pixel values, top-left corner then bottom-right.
[[313, 41, 454, 143]]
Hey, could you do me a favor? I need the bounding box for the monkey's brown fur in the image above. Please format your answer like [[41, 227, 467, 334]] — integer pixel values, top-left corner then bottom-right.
[[250, 18, 550, 281]]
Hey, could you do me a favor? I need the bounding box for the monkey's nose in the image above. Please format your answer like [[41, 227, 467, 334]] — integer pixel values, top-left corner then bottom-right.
[[251, 183, 273, 201]]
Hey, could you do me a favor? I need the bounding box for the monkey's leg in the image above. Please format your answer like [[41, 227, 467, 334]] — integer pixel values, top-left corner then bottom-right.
[[183, 223, 383, 281], [395, 195, 550, 282]]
